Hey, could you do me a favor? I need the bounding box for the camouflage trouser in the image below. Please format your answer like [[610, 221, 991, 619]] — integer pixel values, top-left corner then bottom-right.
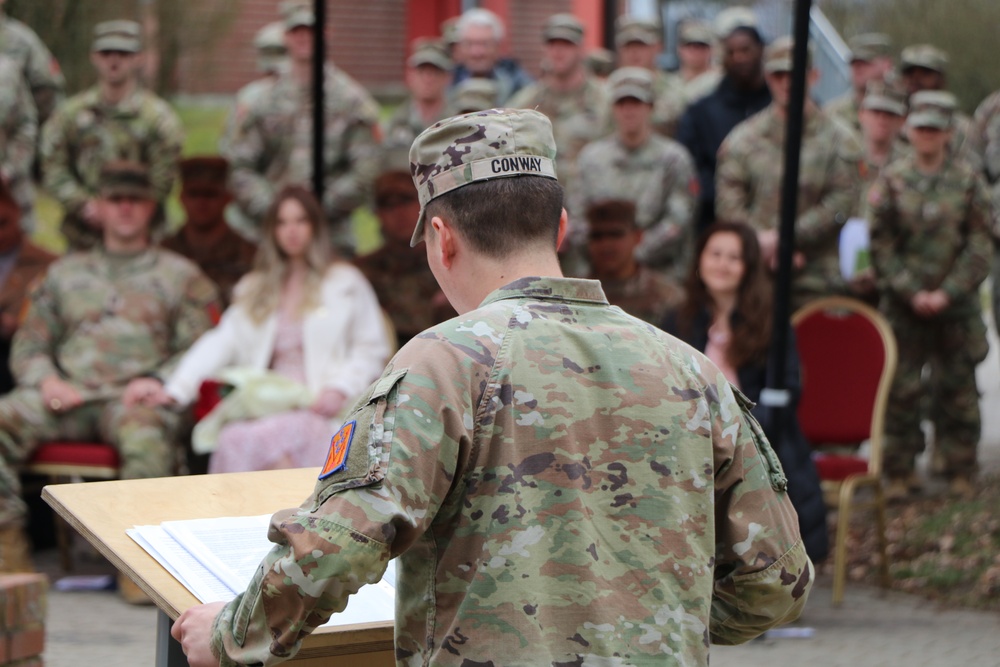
[[881, 303, 988, 479], [0, 389, 183, 528]]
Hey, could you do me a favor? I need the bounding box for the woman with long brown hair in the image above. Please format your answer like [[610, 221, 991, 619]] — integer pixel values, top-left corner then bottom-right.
[[663, 221, 828, 563], [162, 185, 391, 472]]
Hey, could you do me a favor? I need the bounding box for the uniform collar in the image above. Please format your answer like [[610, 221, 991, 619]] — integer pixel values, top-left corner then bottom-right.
[[478, 276, 609, 308]]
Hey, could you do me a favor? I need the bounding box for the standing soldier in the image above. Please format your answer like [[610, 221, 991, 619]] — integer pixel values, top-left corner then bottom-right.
[[382, 40, 453, 148], [824, 33, 894, 134], [908, 90, 981, 171], [614, 16, 684, 137], [674, 20, 722, 106], [716, 37, 863, 308], [160, 157, 256, 307], [971, 89, 1000, 339], [0, 54, 37, 231], [508, 13, 610, 189], [222, 0, 380, 255], [0, 0, 64, 124], [869, 105, 993, 499], [568, 67, 697, 278], [0, 162, 219, 576], [41, 20, 183, 250], [858, 80, 908, 180]]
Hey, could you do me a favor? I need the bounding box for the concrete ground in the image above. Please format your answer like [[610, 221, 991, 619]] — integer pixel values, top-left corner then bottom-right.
[[32, 324, 1000, 666]]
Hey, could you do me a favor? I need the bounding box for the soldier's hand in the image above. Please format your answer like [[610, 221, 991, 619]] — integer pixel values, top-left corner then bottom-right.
[[123, 377, 168, 408], [925, 289, 950, 315], [911, 291, 936, 317], [171, 601, 225, 667], [40, 376, 83, 413], [311, 388, 347, 418]]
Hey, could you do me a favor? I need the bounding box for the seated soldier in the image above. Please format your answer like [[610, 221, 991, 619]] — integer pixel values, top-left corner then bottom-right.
[[585, 199, 683, 325], [160, 157, 256, 306], [0, 181, 56, 395], [354, 148, 453, 347], [0, 162, 219, 579]]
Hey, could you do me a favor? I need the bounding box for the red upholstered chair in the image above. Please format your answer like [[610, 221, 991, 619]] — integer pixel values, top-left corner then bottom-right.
[[23, 441, 121, 570], [792, 296, 897, 605]]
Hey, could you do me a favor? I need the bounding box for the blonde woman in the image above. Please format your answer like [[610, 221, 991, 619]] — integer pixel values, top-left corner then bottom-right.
[[159, 186, 391, 472]]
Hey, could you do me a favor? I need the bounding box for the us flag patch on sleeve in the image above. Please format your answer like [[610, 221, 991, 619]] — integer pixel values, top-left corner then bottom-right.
[[319, 421, 356, 480]]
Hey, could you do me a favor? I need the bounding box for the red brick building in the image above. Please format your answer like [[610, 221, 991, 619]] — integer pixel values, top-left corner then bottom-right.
[[175, 0, 611, 97]]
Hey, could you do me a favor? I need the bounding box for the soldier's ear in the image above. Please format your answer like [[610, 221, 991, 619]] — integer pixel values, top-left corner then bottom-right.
[[430, 215, 458, 269], [556, 208, 569, 251]]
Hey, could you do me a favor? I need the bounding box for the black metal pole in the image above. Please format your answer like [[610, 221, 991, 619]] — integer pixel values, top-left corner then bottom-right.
[[312, 0, 326, 203], [762, 0, 812, 417], [603, 0, 617, 51]]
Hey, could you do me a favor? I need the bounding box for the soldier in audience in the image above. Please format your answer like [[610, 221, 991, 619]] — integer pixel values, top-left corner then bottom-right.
[[859, 80, 909, 180], [585, 199, 683, 325], [584, 48, 615, 82], [0, 162, 218, 577], [614, 16, 684, 137], [569, 67, 697, 279], [222, 0, 380, 254], [715, 37, 863, 309], [909, 90, 981, 171], [508, 14, 610, 189], [0, 0, 63, 124], [869, 105, 992, 500], [160, 157, 256, 307], [451, 77, 499, 114], [41, 20, 183, 250], [674, 20, 722, 105], [825, 33, 894, 134], [0, 54, 37, 232], [971, 89, 1000, 341], [383, 40, 453, 147]]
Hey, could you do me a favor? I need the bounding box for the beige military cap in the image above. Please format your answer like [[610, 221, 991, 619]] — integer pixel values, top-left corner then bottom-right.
[[861, 80, 907, 116], [900, 44, 948, 73], [679, 21, 715, 46], [764, 35, 813, 74], [608, 67, 655, 104], [452, 78, 499, 114], [92, 20, 142, 53], [408, 109, 559, 246], [254, 21, 287, 73], [615, 17, 660, 47], [714, 7, 758, 39], [909, 90, 959, 113], [543, 14, 584, 45], [585, 48, 616, 77], [408, 39, 453, 71], [99, 161, 154, 200], [848, 33, 891, 63], [281, 0, 314, 30]]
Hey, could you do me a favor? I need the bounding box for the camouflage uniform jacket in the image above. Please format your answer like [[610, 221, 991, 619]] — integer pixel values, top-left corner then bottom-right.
[[507, 76, 611, 188], [972, 89, 1000, 184], [0, 12, 64, 123], [824, 92, 861, 134], [11, 246, 219, 400], [381, 98, 449, 150], [868, 153, 993, 311], [159, 226, 257, 308], [680, 68, 723, 108], [40, 86, 184, 248], [592, 264, 684, 325], [716, 105, 864, 300], [568, 133, 698, 273], [353, 241, 450, 344], [0, 54, 37, 228], [210, 276, 812, 667], [652, 69, 686, 137], [222, 65, 381, 250]]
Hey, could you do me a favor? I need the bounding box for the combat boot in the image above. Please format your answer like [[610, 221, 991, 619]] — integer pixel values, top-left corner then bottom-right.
[[0, 525, 34, 573]]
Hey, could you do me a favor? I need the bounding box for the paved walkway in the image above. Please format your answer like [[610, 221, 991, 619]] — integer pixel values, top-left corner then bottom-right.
[[33, 321, 1000, 666]]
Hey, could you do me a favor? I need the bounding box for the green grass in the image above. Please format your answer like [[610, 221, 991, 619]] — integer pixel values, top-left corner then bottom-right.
[[32, 100, 383, 254]]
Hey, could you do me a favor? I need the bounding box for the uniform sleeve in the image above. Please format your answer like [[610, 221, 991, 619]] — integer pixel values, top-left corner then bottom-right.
[[159, 269, 221, 379], [635, 146, 697, 269], [147, 102, 184, 202], [323, 101, 380, 219], [21, 29, 64, 124], [41, 108, 91, 215], [939, 174, 994, 299], [222, 107, 277, 223], [795, 131, 863, 249], [868, 173, 919, 301], [10, 270, 64, 387], [210, 344, 471, 665], [1, 76, 38, 183], [710, 381, 813, 644], [714, 134, 753, 226]]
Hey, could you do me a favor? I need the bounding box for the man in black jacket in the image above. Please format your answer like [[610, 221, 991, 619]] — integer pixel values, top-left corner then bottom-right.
[[677, 7, 771, 232]]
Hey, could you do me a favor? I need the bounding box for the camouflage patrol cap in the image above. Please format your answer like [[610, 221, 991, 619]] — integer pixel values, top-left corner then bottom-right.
[[375, 144, 417, 198], [848, 33, 891, 62], [714, 7, 758, 39], [281, 0, 314, 30], [900, 44, 948, 73], [441, 17, 460, 48], [98, 161, 154, 199], [585, 48, 616, 78], [907, 108, 952, 131], [861, 80, 907, 116], [764, 36, 813, 74], [608, 67, 655, 104], [679, 21, 714, 46], [179, 156, 230, 191], [543, 14, 584, 45], [92, 20, 142, 53], [408, 108, 559, 246], [254, 21, 287, 73], [408, 39, 453, 71], [615, 17, 660, 47], [910, 90, 958, 113], [452, 78, 499, 113]]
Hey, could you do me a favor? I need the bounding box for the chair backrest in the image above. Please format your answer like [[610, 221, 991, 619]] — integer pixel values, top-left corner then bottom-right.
[[791, 296, 898, 476]]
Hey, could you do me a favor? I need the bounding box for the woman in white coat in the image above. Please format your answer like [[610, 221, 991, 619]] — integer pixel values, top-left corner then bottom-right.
[[162, 185, 391, 472]]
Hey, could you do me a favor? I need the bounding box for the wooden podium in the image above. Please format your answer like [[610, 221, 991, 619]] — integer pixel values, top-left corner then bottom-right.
[[43, 468, 395, 667]]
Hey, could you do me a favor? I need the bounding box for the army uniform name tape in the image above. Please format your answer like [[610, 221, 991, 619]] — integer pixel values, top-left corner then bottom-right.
[[422, 155, 556, 205]]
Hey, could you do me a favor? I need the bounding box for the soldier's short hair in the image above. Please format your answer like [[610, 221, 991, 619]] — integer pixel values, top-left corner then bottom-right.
[[586, 199, 637, 228], [457, 8, 505, 43]]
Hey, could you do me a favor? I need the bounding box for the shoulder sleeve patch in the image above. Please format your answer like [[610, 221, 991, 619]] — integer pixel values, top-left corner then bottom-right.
[[319, 420, 356, 480]]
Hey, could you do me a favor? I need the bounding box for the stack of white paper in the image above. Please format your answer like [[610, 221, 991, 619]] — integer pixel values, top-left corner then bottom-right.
[[127, 514, 396, 627]]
